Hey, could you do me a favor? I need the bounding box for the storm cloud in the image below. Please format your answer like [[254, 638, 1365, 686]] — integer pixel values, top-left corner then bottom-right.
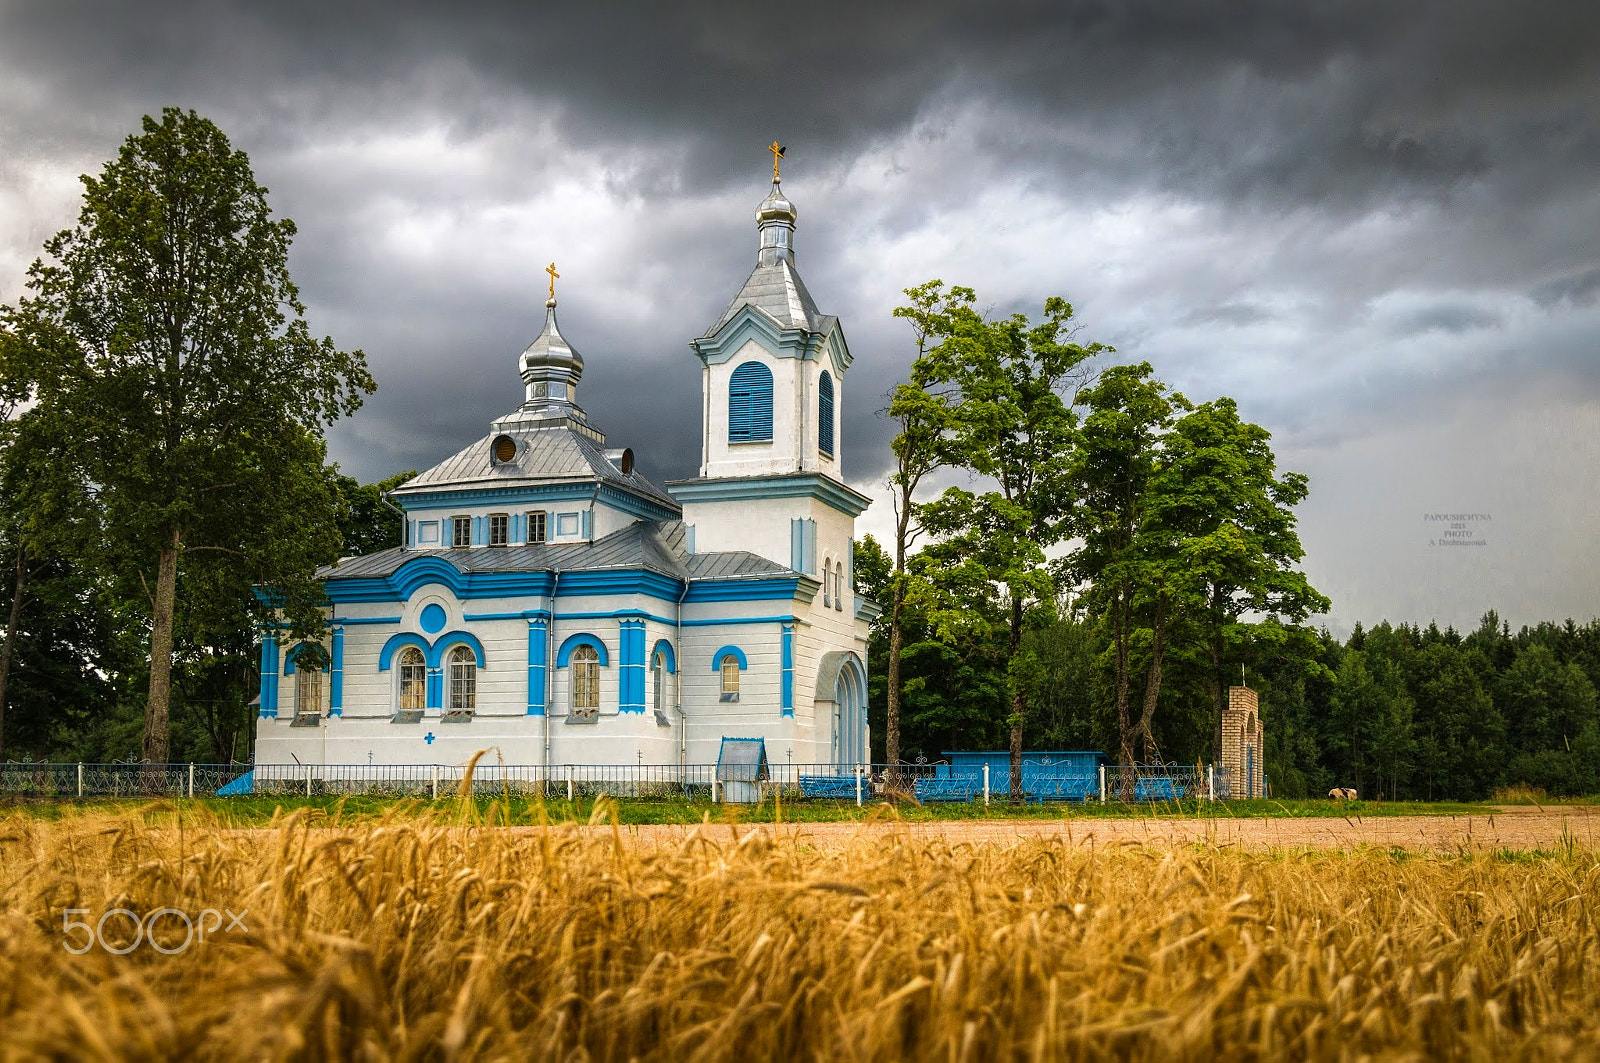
[[2, 0, 1597, 632]]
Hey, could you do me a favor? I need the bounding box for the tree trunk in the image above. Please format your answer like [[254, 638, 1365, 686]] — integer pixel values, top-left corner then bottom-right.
[[1114, 591, 1134, 769], [1135, 595, 1168, 764], [886, 581, 905, 773], [142, 528, 181, 764], [0, 544, 27, 763], [1008, 594, 1025, 801]]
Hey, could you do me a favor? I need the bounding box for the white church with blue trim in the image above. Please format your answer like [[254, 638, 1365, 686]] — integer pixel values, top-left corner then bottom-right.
[[254, 167, 879, 770]]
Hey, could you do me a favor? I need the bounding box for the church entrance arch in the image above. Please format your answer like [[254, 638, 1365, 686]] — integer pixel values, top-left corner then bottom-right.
[[817, 650, 868, 769]]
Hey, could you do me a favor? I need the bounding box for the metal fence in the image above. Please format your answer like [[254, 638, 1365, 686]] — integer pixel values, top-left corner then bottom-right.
[[0, 760, 1234, 803]]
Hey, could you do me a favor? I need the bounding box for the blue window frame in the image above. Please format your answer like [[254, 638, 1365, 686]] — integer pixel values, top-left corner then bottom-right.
[[728, 361, 774, 443], [818, 370, 834, 456]]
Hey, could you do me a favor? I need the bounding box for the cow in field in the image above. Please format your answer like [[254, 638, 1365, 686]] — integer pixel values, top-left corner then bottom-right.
[[1328, 787, 1358, 801]]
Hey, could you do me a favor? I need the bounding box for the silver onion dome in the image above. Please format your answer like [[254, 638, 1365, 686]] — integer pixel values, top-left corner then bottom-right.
[[756, 180, 797, 268], [519, 298, 585, 415]]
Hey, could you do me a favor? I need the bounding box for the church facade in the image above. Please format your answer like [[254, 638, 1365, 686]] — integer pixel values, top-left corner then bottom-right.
[[253, 170, 878, 770]]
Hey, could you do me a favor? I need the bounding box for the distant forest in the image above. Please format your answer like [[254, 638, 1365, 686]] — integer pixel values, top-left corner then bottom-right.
[[856, 537, 1599, 800]]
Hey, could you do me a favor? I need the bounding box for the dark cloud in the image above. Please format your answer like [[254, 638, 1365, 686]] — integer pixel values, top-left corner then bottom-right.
[[2, 0, 1599, 627]]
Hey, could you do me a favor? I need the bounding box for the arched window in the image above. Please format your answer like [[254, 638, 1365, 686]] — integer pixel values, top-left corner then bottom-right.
[[398, 646, 426, 710], [835, 561, 846, 611], [823, 555, 832, 607], [818, 370, 835, 456], [295, 663, 322, 718], [728, 361, 774, 443], [571, 644, 600, 718], [448, 645, 476, 712], [720, 654, 742, 701]]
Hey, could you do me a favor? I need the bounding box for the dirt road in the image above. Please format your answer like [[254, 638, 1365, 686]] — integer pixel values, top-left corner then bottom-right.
[[602, 805, 1600, 852]]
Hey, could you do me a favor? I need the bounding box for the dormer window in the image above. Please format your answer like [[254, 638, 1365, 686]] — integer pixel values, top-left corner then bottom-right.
[[492, 434, 516, 463]]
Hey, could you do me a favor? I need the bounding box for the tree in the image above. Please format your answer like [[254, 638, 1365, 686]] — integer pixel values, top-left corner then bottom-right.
[[1157, 399, 1329, 759], [335, 469, 417, 557], [882, 281, 970, 774], [1069, 362, 1182, 767], [2, 108, 374, 763], [920, 295, 1106, 798]]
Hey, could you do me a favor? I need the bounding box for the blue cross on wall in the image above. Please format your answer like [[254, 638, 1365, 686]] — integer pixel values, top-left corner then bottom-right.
[[424, 732, 436, 745]]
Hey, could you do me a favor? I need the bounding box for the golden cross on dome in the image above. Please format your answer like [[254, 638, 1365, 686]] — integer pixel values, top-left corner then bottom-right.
[[768, 140, 785, 181], [545, 261, 560, 301]]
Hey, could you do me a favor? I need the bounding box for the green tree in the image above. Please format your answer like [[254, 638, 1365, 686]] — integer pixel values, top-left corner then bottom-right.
[[883, 281, 970, 772], [335, 469, 417, 558], [920, 295, 1106, 798], [1070, 362, 1182, 766], [2, 108, 374, 763], [1157, 399, 1328, 759]]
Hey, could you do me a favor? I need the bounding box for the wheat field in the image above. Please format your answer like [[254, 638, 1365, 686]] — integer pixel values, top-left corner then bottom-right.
[[0, 800, 1597, 1061]]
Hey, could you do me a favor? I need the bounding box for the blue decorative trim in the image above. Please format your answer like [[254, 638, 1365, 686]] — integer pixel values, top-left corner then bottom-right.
[[711, 645, 748, 671], [378, 632, 433, 672], [419, 603, 447, 634], [464, 609, 551, 622], [781, 623, 794, 716], [429, 630, 486, 669], [619, 619, 646, 713], [680, 615, 798, 627], [691, 305, 817, 364], [282, 642, 330, 676], [334, 615, 402, 626], [324, 556, 686, 605], [650, 638, 677, 674], [427, 666, 443, 710], [330, 628, 344, 715], [527, 618, 547, 716], [554, 609, 676, 626], [557, 632, 609, 667], [667, 473, 871, 517], [259, 634, 279, 717], [684, 578, 810, 604]]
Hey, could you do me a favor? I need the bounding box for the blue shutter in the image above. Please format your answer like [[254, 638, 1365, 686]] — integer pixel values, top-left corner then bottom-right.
[[728, 361, 774, 443], [818, 371, 835, 456]]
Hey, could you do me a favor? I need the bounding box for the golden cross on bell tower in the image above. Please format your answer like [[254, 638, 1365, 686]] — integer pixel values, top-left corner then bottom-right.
[[545, 261, 560, 302], [768, 140, 785, 181]]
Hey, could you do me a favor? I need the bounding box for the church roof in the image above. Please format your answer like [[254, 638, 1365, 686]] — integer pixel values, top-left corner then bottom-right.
[[704, 258, 836, 338], [392, 422, 679, 511], [319, 520, 791, 583]]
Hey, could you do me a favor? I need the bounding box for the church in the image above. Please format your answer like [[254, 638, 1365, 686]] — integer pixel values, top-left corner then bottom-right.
[[253, 157, 878, 772]]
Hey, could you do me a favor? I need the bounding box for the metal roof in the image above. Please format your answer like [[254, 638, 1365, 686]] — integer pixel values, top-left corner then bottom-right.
[[392, 420, 679, 511], [704, 258, 836, 338], [319, 520, 795, 584]]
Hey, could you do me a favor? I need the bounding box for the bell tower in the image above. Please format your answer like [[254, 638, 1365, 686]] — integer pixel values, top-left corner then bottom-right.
[[668, 148, 868, 572]]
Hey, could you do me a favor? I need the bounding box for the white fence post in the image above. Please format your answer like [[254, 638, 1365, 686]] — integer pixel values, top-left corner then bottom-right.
[[1207, 764, 1215, 802], [77, 762, 84, 798], [855, 765, 863, 807], [567, 765, 574, 802], [1099, 765, 1107, 803], [188, 763, 194, 799], [305, 764, 312, 797], [431, 764, 439, 800], [982, 763, 990, 807]]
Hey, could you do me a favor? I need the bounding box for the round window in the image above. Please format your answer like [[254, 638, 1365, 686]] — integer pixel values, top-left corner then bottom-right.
[[492, 435, 516, 463]]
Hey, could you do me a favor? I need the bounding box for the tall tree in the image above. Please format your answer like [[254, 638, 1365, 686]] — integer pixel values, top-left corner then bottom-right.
[[1069, 362, 1182, 767], [1157, 399, 1328, 759], [882, 281, 970, 774], [921, 295, 1105, 798], [3, 108, 374, 763]]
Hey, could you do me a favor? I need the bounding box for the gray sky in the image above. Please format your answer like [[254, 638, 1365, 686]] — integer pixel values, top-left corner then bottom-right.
[[2, 0, 1597, 634]]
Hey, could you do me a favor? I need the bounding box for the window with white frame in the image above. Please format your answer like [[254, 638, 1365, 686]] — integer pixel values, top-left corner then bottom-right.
[[398, 647, 426, 710], [489, 512, 509, 546], [447, 645, 476, 712], [451, 515, 472, 548], [720, 654, 741, 701], [527, 511, 547, 544], [570, 644, 600, 717]]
